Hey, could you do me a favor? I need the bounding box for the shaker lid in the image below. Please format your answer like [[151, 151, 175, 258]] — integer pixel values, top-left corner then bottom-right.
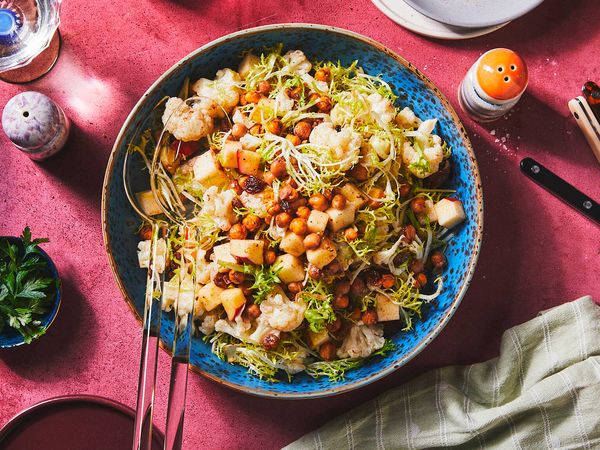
[[476, 48, 528, 101], [2, 91, 62, 150]]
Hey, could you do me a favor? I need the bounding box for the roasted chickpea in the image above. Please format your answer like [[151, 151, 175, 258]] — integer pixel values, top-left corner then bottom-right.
[[430, 250, 447, 273], [334, 280, 351, 296], [410, 197, 427, 214], [333, 294, 350, 309], [242, 214, 261, 233], [296, 206, 311, 219], [232, 197, 244, 211], [239, 93, 248, 106], [139, 225, 153, 241], [381, 274, 396, 289], [293, 121, 312, 140], [289, 218, 308, 236], [267, 203, 282, 217], [343, 227, 358, 241], [289, 86, 304, 100], [286, 133, 301, 146], [324, 260, 342, 275], [368, 187, 385, 209], [315, 67, 331, 82], [249, 124, 263, 135], [303, 233, 322, 250], [361, 309, 378, 325], [409, 259, 425, 275], [350, 164, 369, 181], [414, 273, 428, 289], [401, 224, 416, 244], [245, 90, 261, 104], [330, 194, 346, 210], [350, 277, 368, 298], [231, 123, 247, 140], [319, 342, 337, 361], [263, 171, 275, 186], [257, 80, 272, 96], [243, 303, 261, 321], [264, 250, 277, 265], [266, 119, 283, 135], [285, 177, 299, 189], [287, 282, 303, 294], [228, 270, 245, 285], [349, 307, 362, 322], [275, 212, 293, 228], [279, 185, 299, 202], [308, 264, 322, 279], [308, 193, 329, 211], [270, 157, 287, 180], [326, 316, 342, 333], [262, 332, 280, 350], [308, 92, 320, 104], [316, 96, 332, 112], [229, 223, 248, 240]]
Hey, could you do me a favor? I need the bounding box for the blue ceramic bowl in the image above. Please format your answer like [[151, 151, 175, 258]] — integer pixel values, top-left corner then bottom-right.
[[102, 24, 483, 398], [0, 237, 61, 348]]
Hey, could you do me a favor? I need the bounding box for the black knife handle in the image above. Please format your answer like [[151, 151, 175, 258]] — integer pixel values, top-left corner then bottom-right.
[[520, 157, 600, 225]]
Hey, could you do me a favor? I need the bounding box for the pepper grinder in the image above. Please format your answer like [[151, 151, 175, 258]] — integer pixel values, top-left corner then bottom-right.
[[458, 48, 528, 123], [2, 91, 70, 160]]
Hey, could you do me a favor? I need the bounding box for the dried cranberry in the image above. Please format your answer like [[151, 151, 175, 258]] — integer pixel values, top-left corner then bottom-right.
[[261, 332, 280, 350], [364, 269, 383, 288], [240, 176, 266, 194], [213, 272, 231, 288]]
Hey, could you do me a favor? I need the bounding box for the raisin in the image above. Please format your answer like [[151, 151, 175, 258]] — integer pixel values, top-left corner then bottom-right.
[[240, 175, 266, 194]]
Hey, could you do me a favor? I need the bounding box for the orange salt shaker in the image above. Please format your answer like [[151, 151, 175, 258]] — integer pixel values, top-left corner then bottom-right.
[[459, 48, 528, 122]]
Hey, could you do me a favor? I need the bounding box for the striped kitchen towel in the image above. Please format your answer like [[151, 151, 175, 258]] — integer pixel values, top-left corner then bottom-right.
[[284, 296, 600, 449]]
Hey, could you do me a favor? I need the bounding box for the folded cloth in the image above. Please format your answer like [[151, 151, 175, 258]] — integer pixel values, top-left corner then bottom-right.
[[284, 296, 600, 450]]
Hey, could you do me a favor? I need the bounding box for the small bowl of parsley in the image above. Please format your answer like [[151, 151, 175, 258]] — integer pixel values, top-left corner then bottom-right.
[[0, 227, 61, 348]]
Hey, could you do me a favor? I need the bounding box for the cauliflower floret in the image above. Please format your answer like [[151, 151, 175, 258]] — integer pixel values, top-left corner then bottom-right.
[[337, 323, 385, 358], [195, 249, 217, 285], [367, 93, 395, 125], [282, 50, 312, 75], [309, 122, 362, 170], [191, 68, 242, 116], [200, 187, 238, 231], [330, 91, 371, 126], [402, 136, 444, 179], [396, 106, 421, 129], [232, 109, 255, 128], [161, 278, 179, 312], [248, 315, 279, 344], [239, 133, 262, 150], [260, 290, 307, 332], [137, 238, 167, 273], [238, 53, 260, 80], [161, 97, 217, 142], [239, 190, 272, 218], [215, 315, 253, 341], [198, 313, 218, 336], [274, 89, 294, 114], [300, 73, 328, 93]]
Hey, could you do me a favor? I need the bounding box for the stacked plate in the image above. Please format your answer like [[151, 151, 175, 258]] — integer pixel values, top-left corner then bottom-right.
[[372, 0, 544, 40]]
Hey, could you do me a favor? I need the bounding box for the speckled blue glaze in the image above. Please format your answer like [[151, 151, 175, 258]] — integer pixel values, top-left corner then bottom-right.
[[102, 24, 483, 398], [0, 237, 61, 348]]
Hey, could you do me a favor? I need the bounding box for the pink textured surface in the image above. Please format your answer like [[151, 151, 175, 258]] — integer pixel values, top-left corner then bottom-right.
[[1, 1, 599, 448]]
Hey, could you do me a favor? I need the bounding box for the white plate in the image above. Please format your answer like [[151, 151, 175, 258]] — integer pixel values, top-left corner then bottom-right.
[[372, 0, 510, 40], [404, 0, 544, 28]]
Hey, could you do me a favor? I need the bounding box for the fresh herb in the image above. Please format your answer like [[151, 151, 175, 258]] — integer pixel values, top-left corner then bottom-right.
[[0, 227, 59, 343], [297, 279, 336, 333]]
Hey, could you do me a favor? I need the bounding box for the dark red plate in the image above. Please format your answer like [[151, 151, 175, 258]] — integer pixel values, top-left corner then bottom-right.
[[0, 395, 164, 450]]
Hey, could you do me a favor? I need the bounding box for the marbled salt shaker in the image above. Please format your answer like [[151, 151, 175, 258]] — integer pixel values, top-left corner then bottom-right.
[[2, 91, 70, 160], [459, 48, 528, 123]]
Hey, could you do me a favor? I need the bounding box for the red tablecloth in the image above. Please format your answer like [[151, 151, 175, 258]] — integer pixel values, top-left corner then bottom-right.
[[1, 1, 598, 448]]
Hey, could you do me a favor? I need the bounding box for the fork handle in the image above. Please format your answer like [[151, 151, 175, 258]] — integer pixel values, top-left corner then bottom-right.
[[164, 355, 190, 450]]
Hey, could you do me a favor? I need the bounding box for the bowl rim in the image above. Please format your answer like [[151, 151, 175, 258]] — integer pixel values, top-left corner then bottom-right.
[[0, 236, 62, 349], [101, 23, 483, 399]]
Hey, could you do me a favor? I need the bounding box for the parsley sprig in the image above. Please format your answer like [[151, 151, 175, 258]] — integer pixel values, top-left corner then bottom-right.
[[0, 227, 60, 343]]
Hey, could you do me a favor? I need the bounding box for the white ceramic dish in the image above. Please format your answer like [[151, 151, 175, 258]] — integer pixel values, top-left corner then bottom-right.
[[372, 0, 509, 40]]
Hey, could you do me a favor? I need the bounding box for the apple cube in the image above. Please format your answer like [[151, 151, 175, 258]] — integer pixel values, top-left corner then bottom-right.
[[376, 294, 400, 322], [237, 150, 262, 176], [274, 254, 305, 283], [306, 238, 337, 269], [326, 205, 356, 232], [220, 288, 247, 320], [340, 183, 367, 210], [434, 198, 466, 229], [218, 141, 241, 169], [249, 98, 275, 123], [238, 53, 260, 80], [307, 210, 329, 234], [212, 243, 237, 266], [197, 282, 225, 311], [280, 232, 306, 257], [306, 329, 330, 350], [193, 151, 229, 187], [230, 240, 264, 265], [135, 190, 162, 216]]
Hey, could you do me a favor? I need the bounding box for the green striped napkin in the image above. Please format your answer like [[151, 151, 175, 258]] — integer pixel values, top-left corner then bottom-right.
[[285, 296, 600, 449]]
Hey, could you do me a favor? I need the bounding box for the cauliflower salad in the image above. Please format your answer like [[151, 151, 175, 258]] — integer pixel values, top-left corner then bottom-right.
[[131, 45, 467, 382]]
